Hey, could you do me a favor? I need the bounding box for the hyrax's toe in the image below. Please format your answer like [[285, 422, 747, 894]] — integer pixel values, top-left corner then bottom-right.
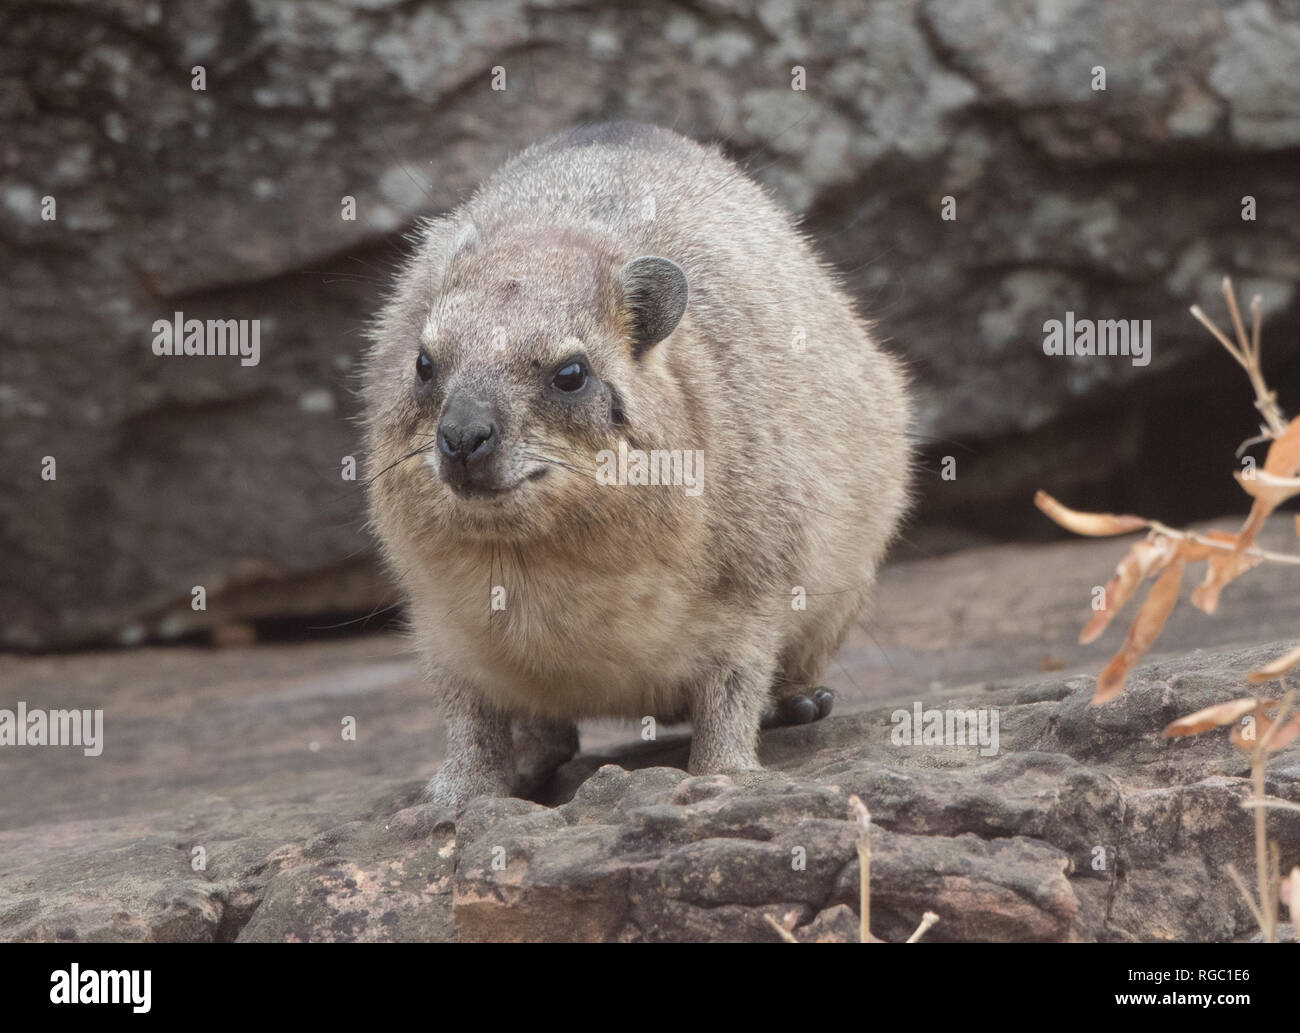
[[761, 688, 834, 729]]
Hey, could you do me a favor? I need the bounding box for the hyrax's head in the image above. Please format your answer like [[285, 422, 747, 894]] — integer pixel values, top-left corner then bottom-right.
[[363, 220, 689, 549]]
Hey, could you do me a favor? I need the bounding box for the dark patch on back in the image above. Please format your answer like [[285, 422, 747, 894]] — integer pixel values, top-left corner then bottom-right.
[[544, 121, 671, 153]]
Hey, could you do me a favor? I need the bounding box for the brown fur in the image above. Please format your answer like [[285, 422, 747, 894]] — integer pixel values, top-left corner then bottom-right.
[[362, 123, 910, 808]]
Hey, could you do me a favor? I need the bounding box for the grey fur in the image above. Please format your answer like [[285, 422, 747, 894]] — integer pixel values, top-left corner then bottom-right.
[[362, 122, 911, 811]]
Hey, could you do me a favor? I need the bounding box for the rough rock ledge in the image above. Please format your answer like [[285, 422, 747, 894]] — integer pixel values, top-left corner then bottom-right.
[[7, 641, 1290, 943]]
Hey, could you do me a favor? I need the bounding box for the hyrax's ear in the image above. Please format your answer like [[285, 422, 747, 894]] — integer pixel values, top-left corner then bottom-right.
[[425, 220, 478, 281], [618, 255, 688, 358]]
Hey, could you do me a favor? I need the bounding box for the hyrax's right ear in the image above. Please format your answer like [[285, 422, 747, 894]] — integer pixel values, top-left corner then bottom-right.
[[618, 255, 688, 358], [423, 219, 478, 282]]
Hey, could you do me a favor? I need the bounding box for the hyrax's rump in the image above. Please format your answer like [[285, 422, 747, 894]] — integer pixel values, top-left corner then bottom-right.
[[363, 123, 910, 809]]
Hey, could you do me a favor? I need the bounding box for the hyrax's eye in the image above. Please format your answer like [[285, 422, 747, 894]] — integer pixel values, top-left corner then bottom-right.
[[415, 352, 434, 384], [551, 359, 588, 393]]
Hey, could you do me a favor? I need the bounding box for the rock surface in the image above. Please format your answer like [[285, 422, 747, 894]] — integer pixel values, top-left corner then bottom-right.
[[5, 0, 1300, 647], [4, 529, 1300, 942], [459, 644, 1299, 942]]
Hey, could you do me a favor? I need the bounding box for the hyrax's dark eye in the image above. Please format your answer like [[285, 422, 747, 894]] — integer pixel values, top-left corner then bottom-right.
[[551, 360, 588, 393], [415, 352, 434, 384]]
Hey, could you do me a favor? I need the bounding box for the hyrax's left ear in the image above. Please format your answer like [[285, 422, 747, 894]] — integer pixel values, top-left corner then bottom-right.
[[618, 256, 688, 358]]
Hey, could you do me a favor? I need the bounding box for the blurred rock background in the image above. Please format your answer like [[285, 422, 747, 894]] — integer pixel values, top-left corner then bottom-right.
[[4, 0, 1300, 649]]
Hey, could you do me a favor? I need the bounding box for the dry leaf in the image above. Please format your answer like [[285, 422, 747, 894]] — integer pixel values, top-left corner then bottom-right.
[[1232, 499, 1271, 557], [1232, 711, 1300, 754], [1263, 415, 1300, 477], [1264, 713, 1300, 752], [1230, 720, 1256, 753], [1231, 417, 1300, 554], [1191, 538, 1262, 615], [1235, 469, 1300, 508], [1081, 536, 1178, 644], [1282, 867, 1300, 917], [1162, 697, 1261, 738], [1248, 642, 1300, 683], [1034, 491, 1146, 537], [1093, 554, 1186, 704], [1231, 470, 1300, 563], [1181, 529, 1237, 563]]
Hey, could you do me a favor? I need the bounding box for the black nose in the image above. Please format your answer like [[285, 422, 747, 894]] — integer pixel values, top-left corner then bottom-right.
[[437, 397, 498, 468]]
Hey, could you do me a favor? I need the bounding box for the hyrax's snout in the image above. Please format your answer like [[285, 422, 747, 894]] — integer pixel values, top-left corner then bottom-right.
[[437, 395, 500, 489]]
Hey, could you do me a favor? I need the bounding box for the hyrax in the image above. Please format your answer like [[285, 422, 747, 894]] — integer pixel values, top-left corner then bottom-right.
[[363, 123, 910, 809]]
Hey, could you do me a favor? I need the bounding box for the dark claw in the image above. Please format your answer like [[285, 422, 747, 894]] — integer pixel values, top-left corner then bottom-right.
[[761, 691, 830, 729], [786, 696, 818, 725]]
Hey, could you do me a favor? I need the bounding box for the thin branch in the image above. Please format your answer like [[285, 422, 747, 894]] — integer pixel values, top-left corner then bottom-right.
[[1256, 690, 1296, 752], [1240, 798, 1300, 815], [1190, 305, 1249, 369], [1226, 862, 1267, 931], [1249, 294, 1262, 367], [906, 911, 940, 943], [1190, 278, 1287, 436], [1224, 277, 1252, 367], [763, 914, 799, 943], [849, 795, 872, 944], [1145, 521, 1300, 566]]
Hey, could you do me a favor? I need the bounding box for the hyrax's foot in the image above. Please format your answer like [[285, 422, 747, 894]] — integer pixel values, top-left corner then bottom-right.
[[761, 687, 834, 729], [426, 766, 511, 812]]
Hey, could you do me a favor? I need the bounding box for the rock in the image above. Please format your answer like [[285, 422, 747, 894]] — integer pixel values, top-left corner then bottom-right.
[[5, 1, 1300, 647], [236, 808, 458, 942], [3, 530, 1300, 941], [455, 646, 1300, 942]]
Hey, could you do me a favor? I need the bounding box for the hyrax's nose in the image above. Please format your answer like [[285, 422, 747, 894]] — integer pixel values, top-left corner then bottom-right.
[[437, 396, 498, 468]]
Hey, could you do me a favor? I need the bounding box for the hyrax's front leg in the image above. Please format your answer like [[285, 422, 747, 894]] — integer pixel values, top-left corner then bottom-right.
[[687, 662, 770, 775], [428, 688, 514, 811]]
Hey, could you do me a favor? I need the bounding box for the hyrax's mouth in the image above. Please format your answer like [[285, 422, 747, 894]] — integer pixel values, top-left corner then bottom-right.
[[427, 453, 550, 501], [449, 481, 517, 500]]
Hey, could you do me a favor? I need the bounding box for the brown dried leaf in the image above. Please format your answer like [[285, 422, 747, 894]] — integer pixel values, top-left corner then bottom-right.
[[1248, 642, 1300, 683], [1263, 415, 1300, 477], [1182, 529, 1237, 563], [1093, 555, 1186, 704], [1271, 715, 1300, 751], [1232, 498, 1271, 556], [1162, 698, 1261, 738], [1229, 417, 1300, 555], [1034, 491, 1147, 537], [1230, 470, 1300, 569], [1282, 867, 1300, 917], [1232, 711, 1300, 754], [1235, 469, 1300, 505], [1080, 536, 1178, 644], [1230, 720, 1256, 753], [1191, 541, 1262, 614]]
